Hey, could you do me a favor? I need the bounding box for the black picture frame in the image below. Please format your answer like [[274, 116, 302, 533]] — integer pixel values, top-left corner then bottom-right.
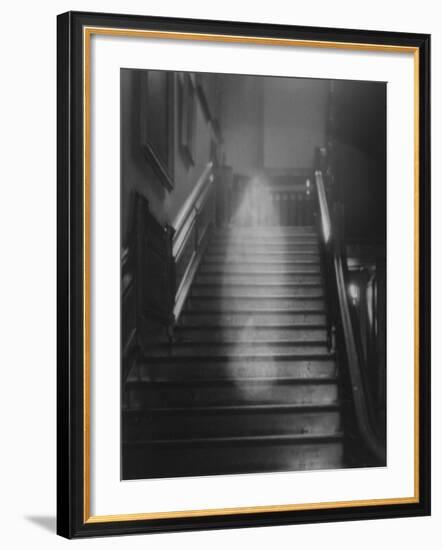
[[57, 10, 431, 539]]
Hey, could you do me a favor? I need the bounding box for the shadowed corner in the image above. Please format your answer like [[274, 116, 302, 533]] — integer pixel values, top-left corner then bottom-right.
[[25, 515, 56, 533]]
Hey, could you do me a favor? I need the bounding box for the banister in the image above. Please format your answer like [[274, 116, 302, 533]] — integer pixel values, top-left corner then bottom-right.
[[172, 162, 214, 237], [228, 177, 315, 227], [314, 170, 386, 465], [174, 172, 213, 249], [315, 171, 331, 244], [171, 161, 216, 324]]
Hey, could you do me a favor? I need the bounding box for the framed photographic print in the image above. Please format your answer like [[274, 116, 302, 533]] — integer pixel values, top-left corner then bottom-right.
[[57, 11, 431, 538]]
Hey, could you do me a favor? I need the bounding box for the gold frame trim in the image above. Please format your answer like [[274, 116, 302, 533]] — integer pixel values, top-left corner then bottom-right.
[[82, 27, 421, 524]]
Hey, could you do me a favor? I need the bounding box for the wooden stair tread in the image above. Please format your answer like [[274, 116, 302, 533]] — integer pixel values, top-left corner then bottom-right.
[[124, 402, 340, 414], [181, 308, 327, 314], [199, 267, 321, 273], [144, 354, 330, 363], [201, 259, 321, 265], [123, 223, 348, 478], [177, 323, 327, 329], [126, 375, 338, 386], [193, 281, 323, 287], [124, 432, 344, 446]]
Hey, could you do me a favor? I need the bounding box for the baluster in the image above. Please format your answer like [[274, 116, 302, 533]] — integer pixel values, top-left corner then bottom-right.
[[257, 186, 263, 227], [261, 189, 266, 226], [298, 192, 303, 226], [284, 192, 289, 226], [306, 191, 312, 224], [250, 185, 254, 226], [293, 191, 298, 226], [289, 192, 296, 226], [270, 192, 275, 226], [265, 189, 270, 226], [262, 188, 267, 226], [194, 205, 199, 250], [299, 193, 305, 226], [275, 193, 281, 226], [244, 185, 248, 226]]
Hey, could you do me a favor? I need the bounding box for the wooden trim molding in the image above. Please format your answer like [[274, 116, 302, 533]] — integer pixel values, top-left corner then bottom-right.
[[172, 163, 215, 322], [140, 70, 175, 190], [177, 72, 197, 167]]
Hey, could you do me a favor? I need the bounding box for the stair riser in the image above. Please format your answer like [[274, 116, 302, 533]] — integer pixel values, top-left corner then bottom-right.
[[127, 382, 339, 408], [187, 297, 325, 311], [200, 264, 321, 274], [210, 233, 320, 247], [180, 312, 327, 327], [210, 244, 320, 254], [202, 257, 320, 266], [204, 250, 319, 262], [124, 410, 342, 439], [123, 441, 344, 479], [216, 227, 317, 236], [191, 286, 324, 298], [147, 344, 329, 357], [135, 359, 337, 380], [195, 274, 323, 285], [122, 224, 347, 480], [174, 327, 327, 343]]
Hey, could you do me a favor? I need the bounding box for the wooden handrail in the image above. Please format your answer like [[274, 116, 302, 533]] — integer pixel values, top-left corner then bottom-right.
[[315, 170, 386, 464], [315, 171, 331, 244], [173, 162, 213, 237], [171, 162, 216, 324]]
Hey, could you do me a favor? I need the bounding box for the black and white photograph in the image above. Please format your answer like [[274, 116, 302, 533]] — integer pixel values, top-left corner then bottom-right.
[[121, 69, 387, 480], [0, 0, 435, 544]]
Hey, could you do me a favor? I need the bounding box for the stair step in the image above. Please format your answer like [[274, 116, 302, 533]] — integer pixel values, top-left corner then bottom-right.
[[204, 253, 321, 263], [127, 375, 337, 386], [187, 296, 325, 311], [124, 405, 341, 439], [174, 326, 327, 343], [216, 226, 317, 236], [127, 379, 338, 408], [202, 257, 320, 266], [195, 273, 323, 285], [122, 220, 346, 480], [146, 342, 329, 358], [213, 236, 319, 246], [135, 357, 337, 380], [200, 263, 321, 274], [179, 311, 326, 327], [191, 285, 324, 298], [209, 243, 320, 253], [122, 436, 344, 479]]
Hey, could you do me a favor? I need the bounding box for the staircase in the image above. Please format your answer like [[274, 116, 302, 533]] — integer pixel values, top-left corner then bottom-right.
[[123, 225, 344, 479]]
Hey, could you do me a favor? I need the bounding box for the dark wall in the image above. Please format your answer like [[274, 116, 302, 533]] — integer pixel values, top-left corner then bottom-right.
[[330, 80, 387, 245], [219, 74, 264, 177], [263, 77, 328, 170], [219, 75, 329, 177], [330, 81, 387, 426], [121, 69, 219, 245]]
